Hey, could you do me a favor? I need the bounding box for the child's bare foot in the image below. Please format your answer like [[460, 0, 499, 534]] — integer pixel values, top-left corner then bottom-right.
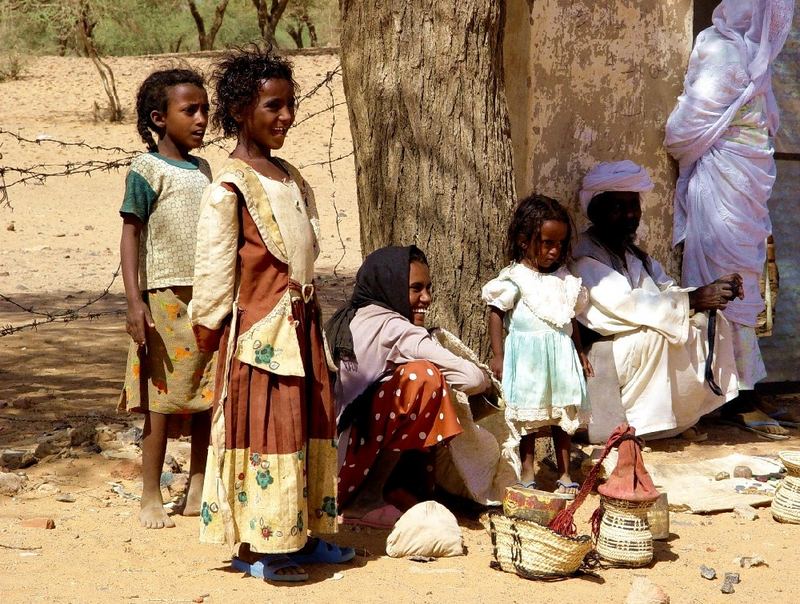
[[139, 500, 176, 529], [181, 473, 204, 517]]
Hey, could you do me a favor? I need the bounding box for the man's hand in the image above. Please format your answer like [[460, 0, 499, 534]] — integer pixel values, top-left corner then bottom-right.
[[689, 273, 744, 312]]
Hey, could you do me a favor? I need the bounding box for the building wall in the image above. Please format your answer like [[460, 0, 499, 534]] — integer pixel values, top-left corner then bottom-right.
[[503, 0, 693, 273], [760, 160, 800, 382]]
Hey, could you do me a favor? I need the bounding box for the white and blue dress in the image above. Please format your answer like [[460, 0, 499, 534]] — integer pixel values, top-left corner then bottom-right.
[[482, 263, 590, 435]]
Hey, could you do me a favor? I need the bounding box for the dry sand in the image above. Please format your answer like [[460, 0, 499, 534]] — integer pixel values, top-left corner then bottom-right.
[[1, 53, 800, 604]]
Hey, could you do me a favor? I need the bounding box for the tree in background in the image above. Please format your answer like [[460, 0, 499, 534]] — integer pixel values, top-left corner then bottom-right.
[[186, 0, 230, 51], [285, 0, 318, 48], [250, 0, 290, 46], [340, 1, 516, 355]]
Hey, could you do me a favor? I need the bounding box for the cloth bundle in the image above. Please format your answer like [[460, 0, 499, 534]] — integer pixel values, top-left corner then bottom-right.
[[386, 501, 464, 558]]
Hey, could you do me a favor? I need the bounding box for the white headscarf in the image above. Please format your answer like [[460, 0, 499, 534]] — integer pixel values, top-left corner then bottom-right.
[[578, 160, 654, 216]]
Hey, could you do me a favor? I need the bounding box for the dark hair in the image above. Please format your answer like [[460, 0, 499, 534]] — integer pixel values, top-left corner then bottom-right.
[[211, 45, 298, 138], [135, 68, 205, 152], [409, 245, 429, 266], [505, 193, 573, 266]]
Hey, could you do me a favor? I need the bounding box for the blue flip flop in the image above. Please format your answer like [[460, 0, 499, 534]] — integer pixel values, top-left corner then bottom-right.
[[231, 555, 309, 582], [287, 538, 356, 565], [555, 480, 580, 499]]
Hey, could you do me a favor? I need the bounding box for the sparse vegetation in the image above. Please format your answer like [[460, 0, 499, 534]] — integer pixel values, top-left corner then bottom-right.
[[0, 0, 340, 56], [0, 52, 26, 81]]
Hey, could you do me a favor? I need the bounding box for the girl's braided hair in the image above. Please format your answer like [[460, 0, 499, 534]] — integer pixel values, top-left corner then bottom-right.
[[505, 193, 574, 266], [135, 68, 205, 152], [211, 45, 298, 138]]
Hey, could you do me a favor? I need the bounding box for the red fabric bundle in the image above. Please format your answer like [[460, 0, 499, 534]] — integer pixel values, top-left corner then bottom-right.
[[597, 424, 660, 502]]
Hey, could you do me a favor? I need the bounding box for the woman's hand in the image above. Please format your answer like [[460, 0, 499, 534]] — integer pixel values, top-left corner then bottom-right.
[[489, 355, 504, 381], [125, 298, 154, 346], [579, 351, 594, 378], [688, 273, 743, 311]]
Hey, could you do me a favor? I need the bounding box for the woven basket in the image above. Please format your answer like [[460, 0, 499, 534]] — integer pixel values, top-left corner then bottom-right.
[[488, 513, 592, 579], [779, 450, 800, 477], [431, 327, 505, 419], [596, 497, 654, 567], [772, 476, 800, 524]]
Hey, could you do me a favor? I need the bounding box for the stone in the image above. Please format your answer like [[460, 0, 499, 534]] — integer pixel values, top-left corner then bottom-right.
[[0, 472, 27, 496], [163, 453, 182, 474], [1, 450, 37, 470], [69, 423, 97, 447], [55, 493, 76, 503], [34, 439, 66, 459], [699, 565, 716, 580], [724, 572, 740, 584], [21, 517, 55, 529], [117, 426, 143, 446], [624, 576, 670, 604], [167, 473, 190, 498], [720, 580, 735, 595], [735, 555, 766, 568], [733, 465, 753, 479], [733, 506, 759, 521], [714, 471, 730, 481]]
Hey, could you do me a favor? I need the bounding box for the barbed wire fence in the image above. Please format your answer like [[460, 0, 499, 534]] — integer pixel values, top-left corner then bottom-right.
[[0, 64, 353, 338]]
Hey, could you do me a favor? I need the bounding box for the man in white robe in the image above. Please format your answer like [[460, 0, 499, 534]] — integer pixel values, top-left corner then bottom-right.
[[572, 161, 740, 440]]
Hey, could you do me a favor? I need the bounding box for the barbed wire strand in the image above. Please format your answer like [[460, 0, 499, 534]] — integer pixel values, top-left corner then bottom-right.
[[0, 65, 350, 336]]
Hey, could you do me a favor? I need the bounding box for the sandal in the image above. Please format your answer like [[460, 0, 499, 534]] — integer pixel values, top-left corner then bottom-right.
[[555, 479, 580, 499], [681, 426, 709, 442], [720, 411, 790, 441], [231, 555, 308, 583], [288, 538, 356, 565], [513, 480, 538, 490]]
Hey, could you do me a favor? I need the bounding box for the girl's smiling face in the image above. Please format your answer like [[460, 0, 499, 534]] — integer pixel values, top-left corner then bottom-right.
[[408, 261, 432, 327], [524, 219, 568, 272], [239, 78, 296, 151]]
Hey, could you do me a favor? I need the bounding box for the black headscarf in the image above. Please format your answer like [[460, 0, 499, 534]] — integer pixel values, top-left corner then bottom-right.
[[324, 245, 419, 364]]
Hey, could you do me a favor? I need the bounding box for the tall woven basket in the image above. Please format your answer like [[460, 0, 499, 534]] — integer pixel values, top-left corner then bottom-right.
[[772, 451, 800, 524], [596, 497, 654, 567], [488, 513, 592, 579]]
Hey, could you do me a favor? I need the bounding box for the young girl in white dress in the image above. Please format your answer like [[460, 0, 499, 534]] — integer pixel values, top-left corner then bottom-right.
[[483, 194, 592, 495]]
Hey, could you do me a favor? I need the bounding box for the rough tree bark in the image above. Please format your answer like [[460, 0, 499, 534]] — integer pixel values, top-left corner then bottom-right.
[[186, 0, 230, 51], [340, 1, 517, 356]]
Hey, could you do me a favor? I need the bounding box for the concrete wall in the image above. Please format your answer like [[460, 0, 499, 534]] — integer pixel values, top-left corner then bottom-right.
[[504, 0, 693, 273]]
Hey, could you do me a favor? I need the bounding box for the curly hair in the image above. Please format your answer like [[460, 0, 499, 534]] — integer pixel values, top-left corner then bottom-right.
[[135, 68, 205, 152], [211, 45, 298, 138], [505, 193, 574, 266]]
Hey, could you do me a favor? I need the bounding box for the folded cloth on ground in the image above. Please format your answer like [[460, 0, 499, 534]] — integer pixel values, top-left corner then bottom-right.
[[386, 501, 464, 558]]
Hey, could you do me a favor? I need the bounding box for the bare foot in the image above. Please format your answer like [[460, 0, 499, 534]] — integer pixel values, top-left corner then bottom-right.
[[181, 473, 204, 517], [139, 502, 176, 529], [734, 410, 790, 436], [555, 475, 580, 497]]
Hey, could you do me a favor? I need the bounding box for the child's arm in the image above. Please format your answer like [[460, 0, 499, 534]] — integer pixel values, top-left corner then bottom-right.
[[571, 318, 594, 378], [488, 307, 506, 380], [120, 214, 154, 345]]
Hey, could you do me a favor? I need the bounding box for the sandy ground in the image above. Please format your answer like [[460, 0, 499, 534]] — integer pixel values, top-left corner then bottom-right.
[[2, 53, 800, 604]]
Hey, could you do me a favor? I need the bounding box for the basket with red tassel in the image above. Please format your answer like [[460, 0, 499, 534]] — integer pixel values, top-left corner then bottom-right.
[[546, 423, 661, 568]]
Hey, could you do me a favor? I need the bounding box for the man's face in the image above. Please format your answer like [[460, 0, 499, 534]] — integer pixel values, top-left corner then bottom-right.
[[591, 191, 641, 244]]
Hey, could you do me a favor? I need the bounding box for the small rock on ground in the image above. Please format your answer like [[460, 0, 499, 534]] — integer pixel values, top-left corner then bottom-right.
[[721, 580, 736, 594], [624, 576, 670, 604], [733, 506, 759, 521], [0, 472, 28, 496], [21, 517, 55, 529], [699, 565, 716, 580], [724, 572, 740, 584]]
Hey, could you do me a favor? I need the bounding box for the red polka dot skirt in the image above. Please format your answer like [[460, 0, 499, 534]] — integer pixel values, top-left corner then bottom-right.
[[338, 360, 463, 506]]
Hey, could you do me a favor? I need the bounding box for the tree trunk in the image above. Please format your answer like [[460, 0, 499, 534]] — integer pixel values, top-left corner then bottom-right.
[[77, 0, 123, 122], [340, 1, 516, 356], [187, 0, 230, 51], [251, 0, 290, 46], [287, 24, 304, 48]]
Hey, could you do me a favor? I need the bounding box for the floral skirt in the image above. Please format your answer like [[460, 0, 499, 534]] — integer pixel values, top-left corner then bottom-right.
[[118, 287, 215, 430], [338, 360, 463, 507]]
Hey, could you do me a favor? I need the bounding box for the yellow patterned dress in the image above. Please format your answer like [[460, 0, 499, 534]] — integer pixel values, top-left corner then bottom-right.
[[190, 158, 337, 554]]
